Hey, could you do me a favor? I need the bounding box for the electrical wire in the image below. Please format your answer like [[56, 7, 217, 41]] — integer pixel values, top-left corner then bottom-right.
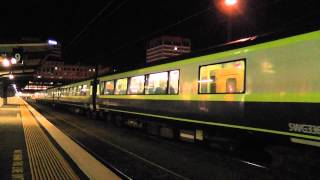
[[66, 0, 129, 50]]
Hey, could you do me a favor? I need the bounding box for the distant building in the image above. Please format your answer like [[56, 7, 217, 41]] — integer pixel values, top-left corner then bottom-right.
[[36, 60, 97, 81], [146, 36, 191, 63], [34, 60, 110, 82], [24, 60, 110, 91]]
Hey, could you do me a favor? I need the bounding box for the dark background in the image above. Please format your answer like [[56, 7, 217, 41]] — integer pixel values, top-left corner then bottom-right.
[[1, 0, 319, 67]]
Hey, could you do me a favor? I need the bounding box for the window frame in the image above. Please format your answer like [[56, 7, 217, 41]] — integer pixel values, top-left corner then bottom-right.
[[198, 59, 246, 94], [103, 80, 115, 95], [168, 69, 180, 95], [144, 71, 169, 95], [114, 78, 128, 95], [127, 75, 146, 95]]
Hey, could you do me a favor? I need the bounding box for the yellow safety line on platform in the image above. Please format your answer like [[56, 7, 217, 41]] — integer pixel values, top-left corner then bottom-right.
[[20, 98, 121, 180], [19, 100, 79, 180]]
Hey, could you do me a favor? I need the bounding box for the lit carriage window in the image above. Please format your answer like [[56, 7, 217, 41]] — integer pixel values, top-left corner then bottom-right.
[[81, 84, 88, 96], [77, 85, 82, 96], [104, 80, 115, 95], [128, 75, 145, 95], [199, 60, 245, 94], [71, 86, 75, 96], [100, 81, 105, 95], [145, 72, 168, 94], [63, 88, 66, 96], [74, 86, 77, 96], [168, 70, 179, 94], [69, 87, 72, 96], [97, 83, 100, 95], [114, 78, 128, 95]]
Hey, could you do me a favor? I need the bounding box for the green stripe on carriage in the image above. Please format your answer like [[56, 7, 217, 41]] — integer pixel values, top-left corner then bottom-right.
[[98, 93, 320, 103], [105, 108, 320, 141]]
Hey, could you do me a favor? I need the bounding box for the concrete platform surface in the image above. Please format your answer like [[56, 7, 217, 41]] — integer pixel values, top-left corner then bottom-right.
[[0, 97, 121, 180]]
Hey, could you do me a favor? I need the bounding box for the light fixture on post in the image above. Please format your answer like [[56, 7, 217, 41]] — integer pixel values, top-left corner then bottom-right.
[[10, 57, 17, 64], [215, 0, 243, 41], [48, 39, 58, 45], [9, 74, 14, 80], [2, 58, 10, 67]]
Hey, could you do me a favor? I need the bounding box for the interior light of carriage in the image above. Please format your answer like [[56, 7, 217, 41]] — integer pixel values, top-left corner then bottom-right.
[[228, 85, 234, 93], [235, 63, 242, 69]]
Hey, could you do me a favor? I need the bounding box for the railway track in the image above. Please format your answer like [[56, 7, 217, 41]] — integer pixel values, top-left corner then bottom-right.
[[29, 101, 314, 180], [31, 102, 189, 180]]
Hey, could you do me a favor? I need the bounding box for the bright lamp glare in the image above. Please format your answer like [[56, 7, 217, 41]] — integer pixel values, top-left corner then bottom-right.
[[225, 0, 237, 6], [2, 58, 10, 67], [9, 74, 14, 79], [11, 58, 17, 64], [48, 39, 58, 45]]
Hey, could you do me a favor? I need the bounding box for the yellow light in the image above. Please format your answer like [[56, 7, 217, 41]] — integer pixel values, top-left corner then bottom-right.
[[2, 58, 10, 67]]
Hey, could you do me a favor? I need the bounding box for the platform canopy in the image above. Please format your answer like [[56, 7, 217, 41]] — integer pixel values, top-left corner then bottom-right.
[[0, 40, 60, 94]]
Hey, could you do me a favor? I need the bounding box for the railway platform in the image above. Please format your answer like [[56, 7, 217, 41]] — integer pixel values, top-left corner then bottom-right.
[[0, 97, 121, 180]]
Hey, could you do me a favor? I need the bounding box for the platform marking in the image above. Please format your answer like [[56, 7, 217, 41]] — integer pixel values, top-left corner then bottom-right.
[[23, 100, 122, 180], [19, 103, 80, 180], [11, 149, 24, 180]]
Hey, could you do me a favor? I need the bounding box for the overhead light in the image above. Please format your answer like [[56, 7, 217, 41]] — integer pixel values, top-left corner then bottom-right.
[[11, 58, 17, 64], [225, 0, 237, 6], [48, 39, 58, 45], [2, 58, 10, 67], [9, 74, 14, 79], [37, 75, 42, 78]]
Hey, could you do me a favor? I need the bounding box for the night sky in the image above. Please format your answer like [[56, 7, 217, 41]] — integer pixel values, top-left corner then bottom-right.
[[1, 0, 320, 67]]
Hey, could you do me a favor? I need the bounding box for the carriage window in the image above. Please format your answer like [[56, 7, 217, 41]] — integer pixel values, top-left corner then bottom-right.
[[128, 75, 145, 94], [100, 82, 105, 95], [199, 60, 245, 94], [104, 80, 115, 95], [114, 78, 128, 95], [80, 84, 88, 96], [62, 88, 66, 96], [72, 86, 77, 96], [76, 85, 82, 96], [145, 72, 168, 94], [97, 84, 100, 95], [168, 70, 179, 94], [69, 87, 73, 96]]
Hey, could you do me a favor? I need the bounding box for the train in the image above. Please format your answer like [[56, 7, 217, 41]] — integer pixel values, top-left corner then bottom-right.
[[33, 28, 320, 149]]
